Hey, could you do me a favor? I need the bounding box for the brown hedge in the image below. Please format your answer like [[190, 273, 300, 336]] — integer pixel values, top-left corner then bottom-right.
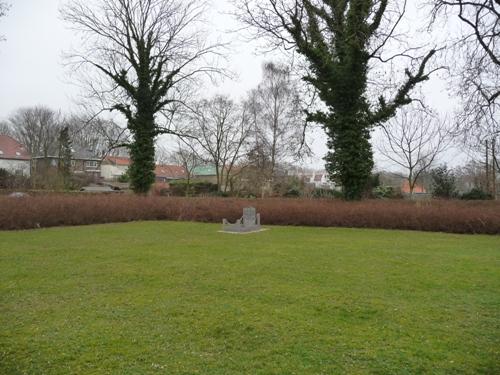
[[1, 195, 499, 234]]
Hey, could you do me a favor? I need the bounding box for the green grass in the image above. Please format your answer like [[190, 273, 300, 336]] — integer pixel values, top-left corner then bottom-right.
[[0, 222, 499, 374]]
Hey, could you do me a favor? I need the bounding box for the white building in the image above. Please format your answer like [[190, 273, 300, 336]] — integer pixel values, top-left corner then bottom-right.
[[0, 135, 31, 177], [100, 156, 130, 180], [308, 170, 335, 189]]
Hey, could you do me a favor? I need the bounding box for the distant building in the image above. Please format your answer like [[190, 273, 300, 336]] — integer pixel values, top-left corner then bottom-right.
[[192, 165, 218, 184], [401, 180, 427, 194], [32, 147, 102, 180], [0, 134, 31, 177], [302, 170, 335, 189], [155, 164, 187, 182], [101, 156, 130, 180]]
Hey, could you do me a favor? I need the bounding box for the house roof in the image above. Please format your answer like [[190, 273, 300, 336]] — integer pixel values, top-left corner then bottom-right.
[[193, 165, 217, 176], [401, 180, 426, 194], [104, 156, 131, 166], [0, 135, 30, 160], [155, 164, 186, 179]]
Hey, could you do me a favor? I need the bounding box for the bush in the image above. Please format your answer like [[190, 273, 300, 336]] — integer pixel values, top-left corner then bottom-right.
[[311, 188, 340, 199], [431, 165, 457, 199], [169, 180, 218, 196], [117, 170, 130, 183], [0, 168, 30, 189], [372, 185, 395, 199], [1, 195, 499, 234], [284, 188, 301, 197], [461, 188, 493, 200]]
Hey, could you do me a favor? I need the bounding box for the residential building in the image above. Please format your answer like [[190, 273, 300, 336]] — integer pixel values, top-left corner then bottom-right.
[[0, 134, 31, 177], [303, 170, 335, 189], [32, 147, 102, 180], [155, 164, 187, 182], [101, 156, 130, 180]]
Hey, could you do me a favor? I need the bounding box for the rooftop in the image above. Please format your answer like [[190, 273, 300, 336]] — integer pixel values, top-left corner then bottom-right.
[[0, 135, 30, 160]]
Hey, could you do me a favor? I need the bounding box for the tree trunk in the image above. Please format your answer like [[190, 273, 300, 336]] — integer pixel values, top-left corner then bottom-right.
[[129, 116, 156, 195], [325, 114, 373, 201]]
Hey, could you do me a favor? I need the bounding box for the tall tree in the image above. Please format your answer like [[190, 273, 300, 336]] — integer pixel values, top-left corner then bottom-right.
[[8, 106, 61, 157], [61, 0, 222, 194], [63, 115, 129, 158], [238, 0, 439, 199], [189, 95, 251, 192], [248, 62, 309, 181]]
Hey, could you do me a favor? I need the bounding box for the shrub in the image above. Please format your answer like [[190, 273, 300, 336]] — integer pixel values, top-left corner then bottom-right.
[[117, 170, 130, 183], [168, 180, 218, 196], [0, 168, 30, 189], [461, 188, 493, 200], [311, 188, 340, 199], [431, 165, 457, 199], [0, 195, 499, 234], [372, 185, 395, 199]]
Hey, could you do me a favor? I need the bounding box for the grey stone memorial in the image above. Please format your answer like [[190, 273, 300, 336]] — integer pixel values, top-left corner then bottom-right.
[[222, 207, 261, 233]]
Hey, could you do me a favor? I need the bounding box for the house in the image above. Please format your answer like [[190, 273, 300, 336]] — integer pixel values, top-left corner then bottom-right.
[[0, 134, 31, 177], [32, 147, 102, 180], [101, 156, 130, 180], [192, 165, 218, 184], [306, 170, 335, 189], [401, 180, 427, 194], [154, 164, 187, 182]]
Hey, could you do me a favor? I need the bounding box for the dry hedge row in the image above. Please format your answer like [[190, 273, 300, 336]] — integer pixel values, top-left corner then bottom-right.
[[1, 195, 499, 234]]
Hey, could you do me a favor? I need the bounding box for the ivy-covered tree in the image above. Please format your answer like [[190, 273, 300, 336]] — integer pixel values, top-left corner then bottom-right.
[[238, 0, 439, 199], [58, 126, 73, 189], [62, 0, 222, 194]]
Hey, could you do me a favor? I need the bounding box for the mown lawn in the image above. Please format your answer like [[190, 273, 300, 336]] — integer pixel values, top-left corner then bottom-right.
[[0, 222, 499, 374]]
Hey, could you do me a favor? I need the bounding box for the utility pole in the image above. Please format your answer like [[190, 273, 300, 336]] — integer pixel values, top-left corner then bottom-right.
[[492, 138, 497, 199], [485, 140, 490, 194]]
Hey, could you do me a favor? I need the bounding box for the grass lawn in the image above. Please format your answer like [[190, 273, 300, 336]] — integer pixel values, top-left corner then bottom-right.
[[0, 222, 499, 374]]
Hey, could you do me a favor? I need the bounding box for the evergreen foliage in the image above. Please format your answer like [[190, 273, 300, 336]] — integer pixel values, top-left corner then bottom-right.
[[431, 165, 457, 199], [58, 126, 72, 189]]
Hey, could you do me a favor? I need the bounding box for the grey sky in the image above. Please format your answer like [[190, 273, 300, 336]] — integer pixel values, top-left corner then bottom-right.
[[0, 0, 464, 170]]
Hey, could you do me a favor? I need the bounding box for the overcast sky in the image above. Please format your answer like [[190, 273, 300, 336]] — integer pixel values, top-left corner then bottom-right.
[[0, 0, 465, 170]]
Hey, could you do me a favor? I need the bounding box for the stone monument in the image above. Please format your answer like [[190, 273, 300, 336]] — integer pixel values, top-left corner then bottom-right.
[[222, 207, 261, 233]]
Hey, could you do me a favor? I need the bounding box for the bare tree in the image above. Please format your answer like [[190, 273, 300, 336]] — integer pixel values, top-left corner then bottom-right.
[[8, 106, 62, 157], [430, 1, 499, 141], [247, 61, 310, 181], [61, 0, 223, 194], [169, 139, 202, 194], [378, 106, 452, 196], [236, 0, 440, 199], [0, 1, 9, 42], [189, 95, 251, 192], [63, 114, 129, 158], [0, 120, 11, 135]]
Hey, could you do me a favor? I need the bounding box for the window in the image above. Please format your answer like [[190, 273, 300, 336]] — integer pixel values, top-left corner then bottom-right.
[[0, 150, 3, 155], [86, 161, 98, 168], [71, 160, 76, 167]]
